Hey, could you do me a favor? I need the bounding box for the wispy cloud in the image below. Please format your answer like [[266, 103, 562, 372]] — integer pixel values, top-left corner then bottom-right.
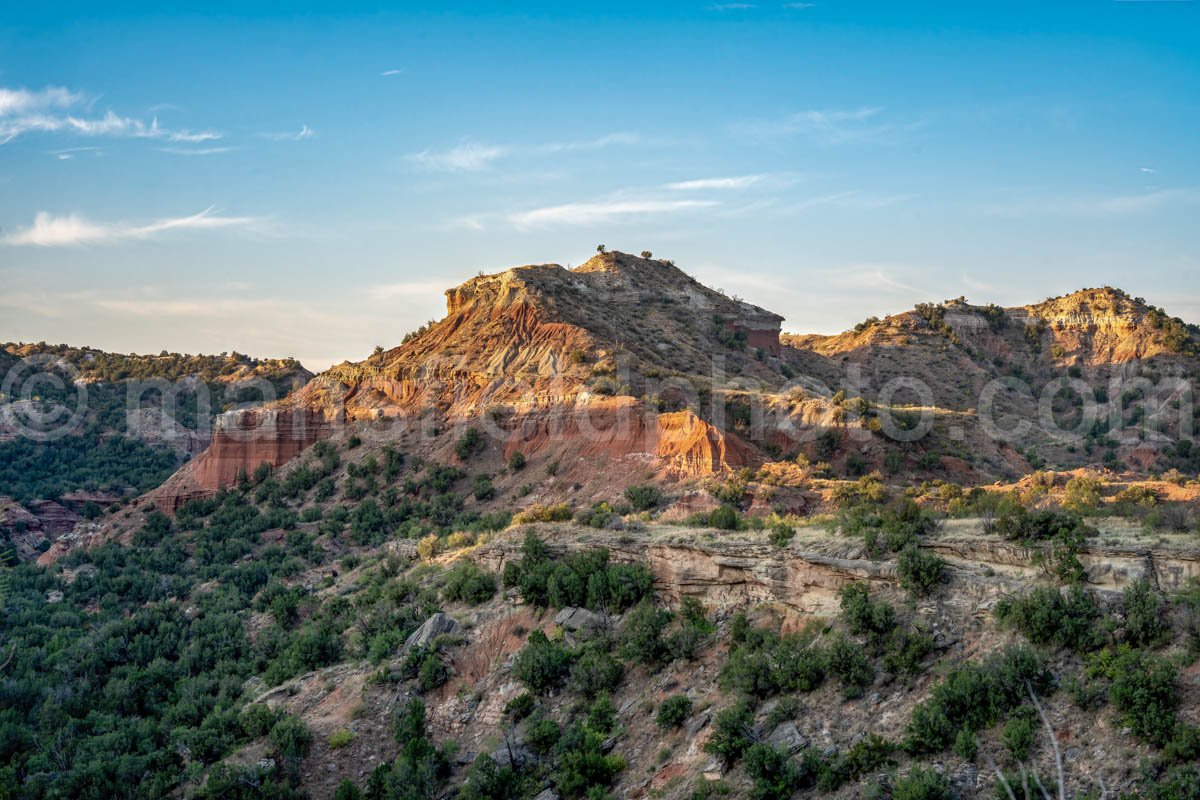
[[776, 189, 915, 214], [985, 188, 1200, 217], [407, 132, 645, 172], [825, 265, 928, 296], [709, 3, 757, 9], [380, 69, 405, 76], [1140, 167, 1157, 174], [665, 174, 765, 191], [783, 2, 815, 8], [732, 107, 913, 144], [50, 146, 102, 160], [2, 207, 259, 246], [159, 146, 235, 156], [407, 140, 508, 171], [0, 86, 80, 116], [0, 86, 222, 145], [509, 198, 718, 228], [537, 132, 641, 153], [258, 124, 314, 142], [372, 279, 450, 300]]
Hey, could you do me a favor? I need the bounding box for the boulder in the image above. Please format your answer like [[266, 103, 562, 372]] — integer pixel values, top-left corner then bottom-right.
[[767, 721, 809, 755], [531, 790, 559, 800], [554, 607, 606, 633], [403, 612, 460, 653], [490, 742, 534, 769]]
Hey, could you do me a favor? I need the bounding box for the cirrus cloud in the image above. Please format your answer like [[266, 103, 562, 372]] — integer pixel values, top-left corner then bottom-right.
[[2, 207, 260, 247], [509, 198, 718, 228], [407, 141, 508, 171], [0, 85, 221, 145]]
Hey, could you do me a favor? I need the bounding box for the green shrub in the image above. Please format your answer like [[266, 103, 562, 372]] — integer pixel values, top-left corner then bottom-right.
[[709, 505, 740, 530], [720, 625, 826, 698], [514, 630, 572, 693], [619, 599, 673, 666], [743, 743, 810, 800], [897, 546, 946, 596], [418, 653, 450, 692], [502, 533, 653, 612], [991, 507, 1094, 583], [1063, 474, 1103, 513], [505, 692, 535, 722], [1144, 766, 1200, 800], [551, 723, 626, 797], [458, 754, 533, 800], [442, 561, 497, 605], [524, 714, 561, 755], [511, 503, 574, 524], [656, 694, 693, 729], [1122, 578, 1169, 647], [994, 585, 1105, 652], [328, 729, 355, 749], [815, 734, 894, 792], [883, 628, 934, 676], [333, 780, 362, 800], [892, 767, 953, 800], [838, 497, 938, 556], [953, 728, 978, 761], [269, 715, 312, 775], [763, 695, 801, 734], [1088, 646, 1180, 746], [768, 523, 795, 548], [906, 645, 1051, 752], [624, 484, 663, 511], [827, 633, 874, 699], [704, 700, 755, 764], [472, 475, 495, 501], [1179, 578, 1200, 655], [1002, 714, 1036, 762], [690, 779, 733, 800], [508, 451, 527, 471], [586, 694, 617, 735], [570, 649, 624, 699], [455, 428, 485, 460], [839, 583, 896, 638]]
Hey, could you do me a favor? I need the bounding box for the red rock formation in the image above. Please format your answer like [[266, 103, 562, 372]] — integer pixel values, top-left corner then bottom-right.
[[497, 398, 756, 478], [148, 251, 787, 509], [25, 500, 79, 536], [59, 490, 123, 511], [149, 407, 335, 512]]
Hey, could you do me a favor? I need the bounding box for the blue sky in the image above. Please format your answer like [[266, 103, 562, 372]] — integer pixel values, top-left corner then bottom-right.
[[1, 1, 1198, 369]]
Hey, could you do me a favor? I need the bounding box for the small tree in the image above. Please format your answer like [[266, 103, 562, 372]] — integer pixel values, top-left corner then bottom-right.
[[269, 715, 312, 778], [656, 695, 693, 729], [897, 545, 946, 597], [768, 523, 795, 548], [455, 427, 485, 460], [640, 250, 653, 259], [596, 244, 607, 254], [704, 700, 755, 764], [624, 484, 662, 511]]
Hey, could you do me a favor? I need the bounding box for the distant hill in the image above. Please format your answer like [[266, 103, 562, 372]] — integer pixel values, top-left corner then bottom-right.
[[151, 254, 1200, 515], [0, 343, 310, 555]]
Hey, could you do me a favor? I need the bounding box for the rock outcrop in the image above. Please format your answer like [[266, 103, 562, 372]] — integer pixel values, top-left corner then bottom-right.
[[403, 612, 461, 653], [149, 251, 786, 509], [470, 524, 1200, 619], [149, 407, 335, 512], [144, 266, 1200, 512]]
